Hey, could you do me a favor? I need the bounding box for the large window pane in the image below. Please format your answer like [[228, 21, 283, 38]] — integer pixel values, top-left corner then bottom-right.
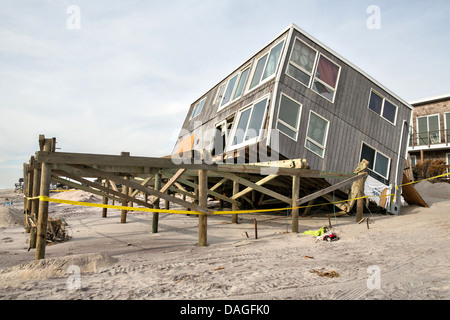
[[369, 91, 383, 115], [221, 74, 239, 107], [290, 39, 316, 73], [250, 54, 268, 89], [232, 108, 251, 146], [307, 113, 328, 146], [417, 117, 428, 145], [375, 153, 389, 178], [428, 115, 440, 143], [276, 122, 296, 139], [315, 55, 339, 89], [286, 64, 310, 86], [278, 95, 301, 129], [446, 113, 450, 142], [233, 68, 249, 100], [245, 99, 267, 140], [382, 100, 397, 123], [262, 40, 285, 81]]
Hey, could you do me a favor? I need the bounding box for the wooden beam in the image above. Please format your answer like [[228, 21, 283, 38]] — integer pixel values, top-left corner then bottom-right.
[[209, 177, 227, 192], [296, 172, 367, 209], [231, 174, 277, 200], [52, 169, 152, 209], [69, 164, 210, 214], [162, 172, 240, 207], [151, 168, 186, 205], [232, 180, 239, 224], [216, 172, 292, 205]]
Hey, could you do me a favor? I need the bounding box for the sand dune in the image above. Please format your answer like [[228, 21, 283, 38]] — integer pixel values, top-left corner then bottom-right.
[[0, 183, 449, 300]]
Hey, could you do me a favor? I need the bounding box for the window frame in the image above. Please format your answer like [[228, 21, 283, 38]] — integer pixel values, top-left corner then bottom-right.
[[246, 38, 286, 94], [359, 141, 391, 181], [367, 89, 398, 125], [217, 65, 251, 111], [311, 53, 341, 103], [190, 97, 206, 119], [304, 110, 330, 158], [214, 82, 226, 105], [275, 93, 302, 141], [226, 94, 270, 152], [444, 112, 450, 143], [285, 36, 318, 89], [410, 155, 416, 168], [416, 113, 441, 145]]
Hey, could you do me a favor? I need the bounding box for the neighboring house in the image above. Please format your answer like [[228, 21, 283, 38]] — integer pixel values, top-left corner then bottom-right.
[[172, 24, 413, 213], [408, 93, 450, 173]]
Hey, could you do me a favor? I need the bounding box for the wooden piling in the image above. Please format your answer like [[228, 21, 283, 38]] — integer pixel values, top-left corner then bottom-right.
[[232, 180, 239, 224], [29, 166, 41, 249], [292, 175, 300, 233], [35, 138, 53, 260], [121, 176, 129, 223], [198, 170, 207, 246], [152, 172, 161, 233], [102, 180, 108, 218]]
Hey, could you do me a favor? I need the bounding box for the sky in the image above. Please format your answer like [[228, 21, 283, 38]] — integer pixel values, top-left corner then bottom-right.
[[1, 0, 449, 189]]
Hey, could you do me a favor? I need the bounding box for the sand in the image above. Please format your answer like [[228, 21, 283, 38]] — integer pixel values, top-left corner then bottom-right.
[[0, 183, 449, 300]]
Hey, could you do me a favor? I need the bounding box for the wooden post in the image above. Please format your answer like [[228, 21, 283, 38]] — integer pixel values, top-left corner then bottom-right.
[[35, 138, 53, 260], [198, 170, 207, 246], [232, 180, 239, 224], [152, 172, 161, 233], [292, 175, 300, 233], [102, 180, 108, 218], [29, 166, 41, 249], [356, 198, 364, 222], [121, 176, 129, 223]]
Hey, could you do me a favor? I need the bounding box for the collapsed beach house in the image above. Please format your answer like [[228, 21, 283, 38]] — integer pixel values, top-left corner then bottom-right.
[[24, 24, 421, 259], [173, 23, 414, 214]]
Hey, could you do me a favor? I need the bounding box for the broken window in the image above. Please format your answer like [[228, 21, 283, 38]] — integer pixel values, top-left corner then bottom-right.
[[276, 94, 302, 140], [212, 116, 234, 155], [312, 54, 340, 102], [360, 142, 390, 181], [214, 82, 226, 105], [249, 39, 285, 90], [228, 97, 269, 150], [368, 89, 398, 124], [305, 111, 329, 158], [190, 97, 206, 119]]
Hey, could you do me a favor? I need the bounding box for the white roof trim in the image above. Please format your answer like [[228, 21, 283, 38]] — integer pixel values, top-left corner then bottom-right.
[[409, 93, 450, 105]]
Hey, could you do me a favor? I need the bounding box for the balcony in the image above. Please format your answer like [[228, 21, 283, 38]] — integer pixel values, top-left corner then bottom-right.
[[409, 128, 450, 150]]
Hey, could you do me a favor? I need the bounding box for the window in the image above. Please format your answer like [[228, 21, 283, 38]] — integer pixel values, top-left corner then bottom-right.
[[368, 90, 398, 124], [228, 96, 269, 150], [360, 142, 391, 182], [447, 153, 450, 174], [249, 39, 285, 90], [219, 66, 250, 110], [190, 97, 206, 119], [417, 114, 440, 145], [312, 54, 340, 102], [285, 38, 340, 103], [214, 83, 226, 105], [305, 111, 329, 158], [276, 94, 302, 140], [286, 38, 317, 87], [212, 116, 234, 155]]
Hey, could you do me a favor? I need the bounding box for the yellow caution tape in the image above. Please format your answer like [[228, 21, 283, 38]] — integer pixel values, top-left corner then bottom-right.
[[24, 172, 450, 216]]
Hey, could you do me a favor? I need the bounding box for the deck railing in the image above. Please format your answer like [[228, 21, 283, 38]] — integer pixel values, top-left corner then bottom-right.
[[409, 128, 450, 149]]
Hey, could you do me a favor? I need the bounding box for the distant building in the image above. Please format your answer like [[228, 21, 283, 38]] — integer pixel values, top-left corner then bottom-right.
[[408, 93, 450, 173]]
